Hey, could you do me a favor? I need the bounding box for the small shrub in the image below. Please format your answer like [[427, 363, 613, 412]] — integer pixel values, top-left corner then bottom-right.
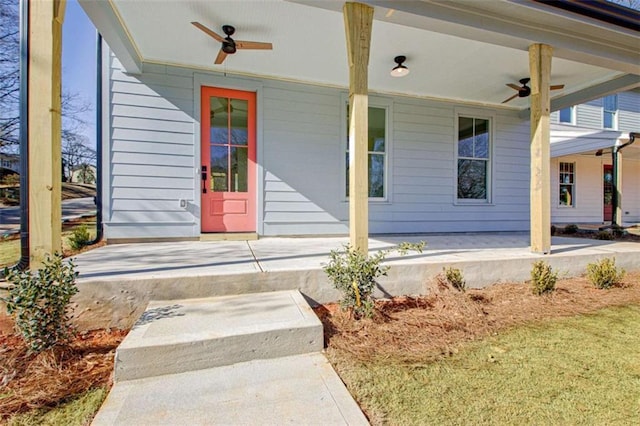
[[323, 242, 425, 319], [564, 224, 579, 234], [68, 225, 91, 250], [2, 253, 79, 353], [530, 260, 558, 295], [436, 267, 466, 292], [611, 225, 625, 238], [595, 230, 614, 240], [586, 258, 625, 289]]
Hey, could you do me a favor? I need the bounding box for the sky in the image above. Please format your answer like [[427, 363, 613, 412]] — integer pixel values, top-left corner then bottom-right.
[[62, 0, 97, 147]]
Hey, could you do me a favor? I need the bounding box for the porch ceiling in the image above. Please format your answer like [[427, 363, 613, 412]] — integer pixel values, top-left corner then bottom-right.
[[79, 0, 640, 110]]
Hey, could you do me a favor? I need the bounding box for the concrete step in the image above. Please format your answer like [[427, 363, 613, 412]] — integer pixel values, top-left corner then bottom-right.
[[93, 353, 369, 425], [114, 290, 323, 381]]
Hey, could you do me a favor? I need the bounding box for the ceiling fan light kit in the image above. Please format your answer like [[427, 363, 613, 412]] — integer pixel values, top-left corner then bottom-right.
[[390, 55, 409, 77]]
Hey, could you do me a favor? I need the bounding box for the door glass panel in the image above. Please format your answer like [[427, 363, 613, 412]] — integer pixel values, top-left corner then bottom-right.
[[230, 147, 248, 192], [210, 145, 228, 192], [230, 99, 248, 146], [210, 97, 229, 144]]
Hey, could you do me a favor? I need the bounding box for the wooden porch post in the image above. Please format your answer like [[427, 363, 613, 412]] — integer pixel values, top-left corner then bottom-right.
[[28, 0, 66, 268], [529, 43, 552, 254], [343, 2, 373, 254]]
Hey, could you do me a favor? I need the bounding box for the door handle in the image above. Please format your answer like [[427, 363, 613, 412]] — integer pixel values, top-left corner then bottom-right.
[[201, 165, 207, 194]]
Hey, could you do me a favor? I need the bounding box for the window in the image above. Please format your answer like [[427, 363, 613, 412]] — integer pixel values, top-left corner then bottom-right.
[[457, 116, 490, 201], [603, 95, 617, 130], [559, 162, 575, 207], [345, 106, 387, 199], [558, 106, 574, 124]]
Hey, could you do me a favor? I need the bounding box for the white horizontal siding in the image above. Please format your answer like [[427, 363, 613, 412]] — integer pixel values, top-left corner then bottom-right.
[[576, 100, 602, 129], [621, 158, 640, 223], [551, 156, 605, 224], [106, 54, 534, 239], [618, 91, 640, 132], [107, 55, 197, 239]]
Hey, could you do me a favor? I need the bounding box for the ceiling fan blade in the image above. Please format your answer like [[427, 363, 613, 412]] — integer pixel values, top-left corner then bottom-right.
[[214, 49, 228, 64], [550, 84, 565, 90], [192, 22, 224, 43], [235, 40, 273, 50], [506, 83, 521, 91], [502, 93, 519, 104]]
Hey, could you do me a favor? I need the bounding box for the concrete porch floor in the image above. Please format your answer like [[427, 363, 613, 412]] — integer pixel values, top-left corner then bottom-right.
[[72, 232, 640, 330]]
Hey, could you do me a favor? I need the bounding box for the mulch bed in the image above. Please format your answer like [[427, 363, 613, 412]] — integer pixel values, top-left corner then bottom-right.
[[0, 329, 127, 421], [316, 271, 640, 364]]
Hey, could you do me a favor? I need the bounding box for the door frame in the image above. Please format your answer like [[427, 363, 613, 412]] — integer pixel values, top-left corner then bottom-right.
[[194, 74, 264, 235], [603, 164, 613, 222]]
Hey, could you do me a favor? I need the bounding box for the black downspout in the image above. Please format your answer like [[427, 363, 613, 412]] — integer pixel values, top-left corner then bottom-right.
[[611, 132, 637, 227], [88, 32, 103, 244], [16, 0, 30, 270]]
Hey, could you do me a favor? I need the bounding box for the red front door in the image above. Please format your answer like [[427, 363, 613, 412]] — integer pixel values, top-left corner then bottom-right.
[[603, 164, 613, 222], [201, 87, 256, 232]]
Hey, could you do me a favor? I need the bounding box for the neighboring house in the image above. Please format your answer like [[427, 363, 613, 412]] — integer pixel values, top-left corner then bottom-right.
[[70, 164, 97, 184], [0, 153, 20, 177], [76, 0, 640, 243], [550, 91, 640, 225]]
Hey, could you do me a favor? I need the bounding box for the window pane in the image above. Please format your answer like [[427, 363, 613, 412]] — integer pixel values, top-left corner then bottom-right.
[[559, 107, 572, 123], [458, 159, 487, 199], [474, 119, 489, 159], [560, 185, 573, 206], [230, 147, 248, 192], [345, 152, 349, 197], [603, 95, 617, 111], [210, 97, 228, 144], [458, 117, 474, 157], [210, 145, 228, 192], [368, 107, 385, 152], [369, 154, 384, 197], [230, 99, 248, 146], [603, 112, 614, 129]]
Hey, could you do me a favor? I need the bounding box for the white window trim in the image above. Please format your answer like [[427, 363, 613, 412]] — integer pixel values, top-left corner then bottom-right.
[[602, 95, 618, 130], [558, 161, 576, 208], [453, 108, 495, 205], [340, 93, 393, 203]]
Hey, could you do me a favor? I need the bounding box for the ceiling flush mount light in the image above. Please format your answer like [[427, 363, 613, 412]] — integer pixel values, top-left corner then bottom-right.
[[390, 55, 409, 77]]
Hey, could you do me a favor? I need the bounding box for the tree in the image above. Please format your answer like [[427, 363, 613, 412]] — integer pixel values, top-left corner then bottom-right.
[[0, 0, 20, 150], [0, 0, 92, 160], [62, 133, 96, 182]]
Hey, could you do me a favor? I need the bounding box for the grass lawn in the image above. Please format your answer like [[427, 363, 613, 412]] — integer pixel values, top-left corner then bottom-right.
[[6, 387, 108, 426], [0, 219, 97, 268], [331, 305, 640, 425]]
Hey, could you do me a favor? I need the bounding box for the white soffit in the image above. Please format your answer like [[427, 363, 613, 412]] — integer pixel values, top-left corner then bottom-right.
[[93, 0, 632, 109]]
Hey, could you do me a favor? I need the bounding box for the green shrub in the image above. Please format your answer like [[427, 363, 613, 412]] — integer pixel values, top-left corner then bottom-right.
[[2, 254, 79, 353], [586, 258, 625, 289], [68, 225, 91, 250], [611, 225, 625, 238], [323, 242, 425, 319], [595, 230, 614, 240], [437, 267, 466, 292], [530, 260, 558, 295], [564, 224, 579, 234]]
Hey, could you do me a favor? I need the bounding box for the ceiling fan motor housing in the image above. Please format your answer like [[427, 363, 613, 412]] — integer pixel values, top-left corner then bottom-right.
[[222, 39, 236, 54]]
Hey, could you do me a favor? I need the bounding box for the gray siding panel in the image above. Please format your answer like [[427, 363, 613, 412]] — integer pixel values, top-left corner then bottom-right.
[[618, 91, 640, 132], [106, 53, 533, 240], [576, 99, 602, 129]]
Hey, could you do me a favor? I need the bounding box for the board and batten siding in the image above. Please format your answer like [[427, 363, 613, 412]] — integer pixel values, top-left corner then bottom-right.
[[106, 53, 531, 240]]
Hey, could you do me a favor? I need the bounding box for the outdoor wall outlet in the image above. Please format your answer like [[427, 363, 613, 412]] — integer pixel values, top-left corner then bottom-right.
[[179, 199, 187, 208]]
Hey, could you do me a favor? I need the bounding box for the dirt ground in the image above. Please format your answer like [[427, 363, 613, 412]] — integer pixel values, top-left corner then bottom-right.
[[0, 271, 638, 421]]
